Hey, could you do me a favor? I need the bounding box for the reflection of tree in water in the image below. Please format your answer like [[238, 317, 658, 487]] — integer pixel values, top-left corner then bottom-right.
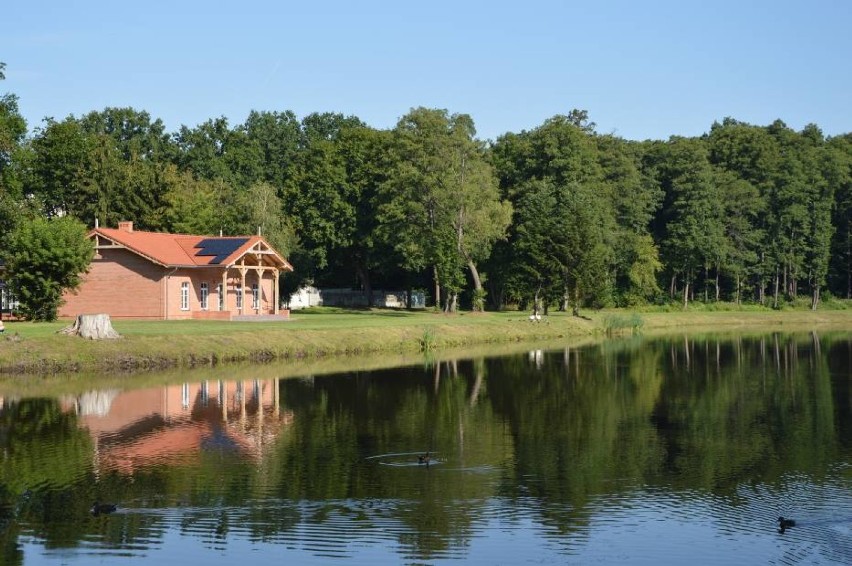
[[655, 333, 839, 490], [487, 333, 844, 538], [0, 398, 96, 555], [0, 485, 24, 566], [0, 399, 93, 494], [487, 340, 665, 537], [267, 358, 508, 560]]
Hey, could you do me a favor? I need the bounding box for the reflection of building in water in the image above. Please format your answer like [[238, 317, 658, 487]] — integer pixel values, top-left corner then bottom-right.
[[66, 379, 292, 474]]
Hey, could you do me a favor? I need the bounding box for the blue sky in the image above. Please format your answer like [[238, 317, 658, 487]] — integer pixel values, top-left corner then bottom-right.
[[4, 0, 851, 141]]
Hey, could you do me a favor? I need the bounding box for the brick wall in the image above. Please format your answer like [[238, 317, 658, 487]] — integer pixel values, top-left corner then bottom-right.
[[60, 248, 165, 319]]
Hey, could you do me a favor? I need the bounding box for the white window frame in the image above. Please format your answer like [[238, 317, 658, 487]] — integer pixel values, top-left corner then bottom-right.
[[217, 283, 224, 311], [252, 283, 259, 310], [236, 286, 243, 309], [180, 282, 190, 311], [200, 282, 209, 310]]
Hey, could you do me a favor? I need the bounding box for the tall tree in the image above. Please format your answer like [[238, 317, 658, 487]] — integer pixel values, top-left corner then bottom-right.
[[597, 135, 663, 305], [491, 113, 617, 312], [715, 169, 764, 303], [0, 62, 31, 239], [706, 119, 777, 303], [242, 181, 298, 257], [380, 108, 510, 311], [27, 118, 91, 219], [827, 134, 852, 298], [658, 138, 725, 308]]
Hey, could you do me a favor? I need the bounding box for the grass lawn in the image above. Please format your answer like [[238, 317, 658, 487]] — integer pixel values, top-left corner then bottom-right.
[[0, 308, 594, 374], [2, 306, 851, 375]]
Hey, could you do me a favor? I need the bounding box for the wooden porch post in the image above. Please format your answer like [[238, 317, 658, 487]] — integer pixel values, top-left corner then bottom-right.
[[221, 269, 228, 312], [274, 269, 280, 315], [239, 266, 247, 315], [256, 268, 262, 313]]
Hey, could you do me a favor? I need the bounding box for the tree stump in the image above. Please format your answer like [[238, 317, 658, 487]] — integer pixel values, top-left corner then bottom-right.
[[60, 314, 121, 340]]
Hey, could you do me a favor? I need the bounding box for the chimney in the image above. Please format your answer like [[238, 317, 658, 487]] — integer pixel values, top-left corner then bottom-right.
[[118, 221, 134, 233]]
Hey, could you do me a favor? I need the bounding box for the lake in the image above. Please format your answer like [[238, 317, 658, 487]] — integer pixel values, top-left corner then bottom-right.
[[1, 331, 850, 565]]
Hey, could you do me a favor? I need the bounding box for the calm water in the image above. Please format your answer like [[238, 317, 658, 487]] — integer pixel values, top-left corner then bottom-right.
[[1, 332, 850, 565]]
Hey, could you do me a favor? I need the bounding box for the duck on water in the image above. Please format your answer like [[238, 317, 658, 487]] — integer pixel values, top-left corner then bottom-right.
[[778, 516, 796, 533], [91, 502, 117, 516]]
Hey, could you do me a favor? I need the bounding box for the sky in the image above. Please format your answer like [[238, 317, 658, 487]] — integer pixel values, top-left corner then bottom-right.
[[3, 0, 851, 142]]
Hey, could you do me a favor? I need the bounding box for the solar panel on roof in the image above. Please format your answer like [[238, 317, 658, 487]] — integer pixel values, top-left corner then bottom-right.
[[195, 238, 250, 264]]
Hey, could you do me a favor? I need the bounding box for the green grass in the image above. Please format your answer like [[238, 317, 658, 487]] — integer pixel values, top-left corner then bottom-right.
[[2, 306, 852, 376], [0, 308, 594, 374]]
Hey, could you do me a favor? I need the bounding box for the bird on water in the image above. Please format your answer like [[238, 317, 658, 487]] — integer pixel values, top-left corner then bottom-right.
[[418, 452, 431, 465], [778, 516, 796, 533], [91, 502, 117, 516]]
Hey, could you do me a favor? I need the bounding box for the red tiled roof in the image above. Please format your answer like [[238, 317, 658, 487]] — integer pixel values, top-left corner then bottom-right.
[[92, 227, 292, 270]]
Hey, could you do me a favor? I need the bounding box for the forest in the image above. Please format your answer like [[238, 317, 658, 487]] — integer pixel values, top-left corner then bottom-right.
[[1, 61, 851, 314]]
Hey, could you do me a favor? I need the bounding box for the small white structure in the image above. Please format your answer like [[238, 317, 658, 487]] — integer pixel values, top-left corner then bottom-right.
[[285, 286, 425, 310], [287, 285, 323, 310]]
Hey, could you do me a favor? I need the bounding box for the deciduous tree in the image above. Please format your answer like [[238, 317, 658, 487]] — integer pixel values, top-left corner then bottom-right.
[[1, 217, 93, 321]]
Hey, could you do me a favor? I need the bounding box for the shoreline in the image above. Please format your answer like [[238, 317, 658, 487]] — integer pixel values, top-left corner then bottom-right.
[[1, 309, 851, 376]]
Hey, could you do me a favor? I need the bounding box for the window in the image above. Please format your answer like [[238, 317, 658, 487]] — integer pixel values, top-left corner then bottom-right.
[[200, 282, 209, 310], [180, 282, 189, 311], [236, 286, 243, 309], [217, 283, 224, 311], [252, 283, 259, 310]]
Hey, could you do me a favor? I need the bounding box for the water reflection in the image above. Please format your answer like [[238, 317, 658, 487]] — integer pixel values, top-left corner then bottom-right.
[[68, 379, 291, 474], [0, 332, 849, 565]]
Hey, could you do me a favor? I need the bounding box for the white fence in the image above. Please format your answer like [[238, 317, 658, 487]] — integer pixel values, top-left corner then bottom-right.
[[286, 286, 425, 310], [0, 285, 18, 313]]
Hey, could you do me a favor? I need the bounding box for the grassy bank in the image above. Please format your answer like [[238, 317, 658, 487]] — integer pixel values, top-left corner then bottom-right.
[[0, 309, 594, 374], [1, 307, 851, 375]]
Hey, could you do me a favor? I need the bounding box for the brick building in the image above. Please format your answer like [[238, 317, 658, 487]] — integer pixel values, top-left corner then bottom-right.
[[58, 221, 293, 320]]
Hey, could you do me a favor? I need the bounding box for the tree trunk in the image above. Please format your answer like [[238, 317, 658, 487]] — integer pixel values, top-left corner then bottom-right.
[[812, 285, 820, 311], [60, 314, 121, 340], [773, 270, 779, 309], [433, 265, 441, 309], [682, 280, 689, 310], [467, 258, 484, 311], [532, 287, 540, 317], [715, 268, 720, 302], [355, 262, 373, 308], [448, 292, 458, 313]]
